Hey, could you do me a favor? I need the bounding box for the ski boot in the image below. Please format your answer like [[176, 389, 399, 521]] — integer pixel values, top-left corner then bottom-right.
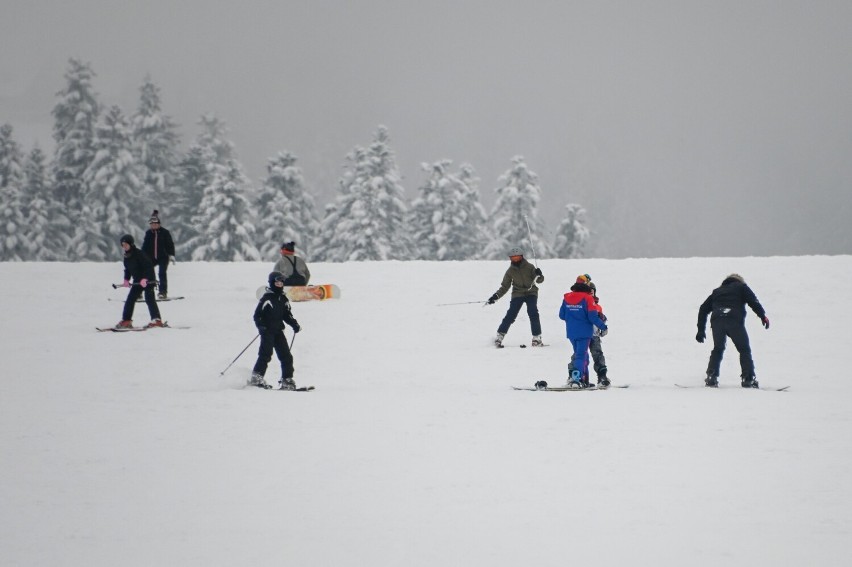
[[531, 335, 544, 347], [249, 373, 271, 389], [705, 374, 719, 388], [115, 319, 133, 329], [279, 377, 297, 391], [534, 380, 548, 390], [597, 373, 611, 388], [146, 318, 165, 328], [741, 376, 759, 389], [157, 292, 168, 300], [567, 370, 584, 389], [494, 332, 505, 348]]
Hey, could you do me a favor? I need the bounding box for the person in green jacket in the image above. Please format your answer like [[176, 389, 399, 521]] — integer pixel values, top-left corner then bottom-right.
[[486, 246, 545, 347]]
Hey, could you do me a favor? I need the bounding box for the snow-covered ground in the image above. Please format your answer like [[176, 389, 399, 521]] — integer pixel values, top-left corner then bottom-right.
[[2, 256, 851, 566]]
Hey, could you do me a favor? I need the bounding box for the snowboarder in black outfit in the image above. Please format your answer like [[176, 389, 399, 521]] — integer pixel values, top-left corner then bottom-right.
[[117, 234, 162, 328], [486, 246, 545, 347], [696, 273, 769, 388], [251, 271, 302, 389], [272, 241, 311, 285], [141, 210, 176, 299]]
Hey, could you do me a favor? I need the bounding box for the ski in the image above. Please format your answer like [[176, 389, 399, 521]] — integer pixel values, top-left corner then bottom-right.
[[96, 322, 189, 332], [108, 296, 185, 303], [278, 386, 315, 392], [497, 344, 550, 349], [675, 383, 789, 391], [513, 384, 629, 391]]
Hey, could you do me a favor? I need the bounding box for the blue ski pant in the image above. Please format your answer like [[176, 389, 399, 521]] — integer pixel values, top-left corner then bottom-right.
[[567, 335, 607, 378], [497, 295, 542, 336], [569, 337, 592, 379]]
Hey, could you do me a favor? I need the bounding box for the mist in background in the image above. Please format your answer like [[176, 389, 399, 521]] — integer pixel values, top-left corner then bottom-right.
[[2, 0, 850, 258]]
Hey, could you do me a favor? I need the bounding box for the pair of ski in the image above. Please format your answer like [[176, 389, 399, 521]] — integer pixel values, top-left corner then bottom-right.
[[249, 383, 314, 392], [108, 296, 185, 303], [498, 344, 550, 349], [674, 383, 790, 392], [96, 322, 190, 332], [513, 384, 629, 391]]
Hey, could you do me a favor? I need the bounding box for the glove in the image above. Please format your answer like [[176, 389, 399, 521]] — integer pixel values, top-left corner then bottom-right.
[[534, 268, 543, 277], [487, 293, 499, 305], [762, 316, 770, 329], [599, 327, 608, 337], [292, 322, 301, 333], [122, 279, 131, 288], [170, 255, 176, 265], [140, 278, 148, 288], [696, 330, 706, 343]]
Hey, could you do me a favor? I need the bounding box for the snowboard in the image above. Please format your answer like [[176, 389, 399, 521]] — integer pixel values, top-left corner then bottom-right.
[[675, 383, 789, 391], [96, 322, 190, 332], [255, 284, 341, 302], [513, 384, 629, 391]]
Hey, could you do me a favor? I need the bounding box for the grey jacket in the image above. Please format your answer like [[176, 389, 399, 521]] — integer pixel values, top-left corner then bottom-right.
[[493, 258, 544, 299], [273, 254, 311, 285]]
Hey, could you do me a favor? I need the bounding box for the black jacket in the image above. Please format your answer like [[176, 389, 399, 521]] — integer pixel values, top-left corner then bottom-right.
[[123, 245, 156, 283], [697, 277, 766, 330], [142, 227, 175, 264], [253, 290, 299, 333]]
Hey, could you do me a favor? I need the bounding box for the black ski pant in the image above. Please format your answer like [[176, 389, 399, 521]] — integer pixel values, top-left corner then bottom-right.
[[568, 335, 608, 378], [153, 259, 169, 295], [252, 330, 294, 380], [497, 295, 542, 336], [707, 318, 755, 379], [122, 284, 161, 322]]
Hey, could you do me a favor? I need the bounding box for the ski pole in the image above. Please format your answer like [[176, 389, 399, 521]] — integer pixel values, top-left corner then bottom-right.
[[524, 215, 539, 268], [219, 334, 259, 376], [437, 301, 487, 307]]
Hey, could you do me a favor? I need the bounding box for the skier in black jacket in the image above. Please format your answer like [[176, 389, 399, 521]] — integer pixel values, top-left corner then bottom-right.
[[250, 271, 302, 389], [117, 234, 162, 328], [141, 210, 176, 299], [696, 273, 769, 388]]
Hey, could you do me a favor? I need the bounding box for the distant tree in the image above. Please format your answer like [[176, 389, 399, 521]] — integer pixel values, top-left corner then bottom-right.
[[314, 126, 413, 262], [23, 145, 68, 260], [483, 156, 553, 260], [0, 124, 29, 260], [70, 105, 147, 261], [254, 151, 320, 259], [408, 160, 490, 260], [131, 75, 180, 207], [51, 58, 100, 210], [187, 160, 261, 261], [553, 203, 590, 259]]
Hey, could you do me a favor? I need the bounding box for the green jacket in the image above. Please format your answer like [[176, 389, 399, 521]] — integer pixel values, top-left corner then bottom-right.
[[493, 258, 544, 299]]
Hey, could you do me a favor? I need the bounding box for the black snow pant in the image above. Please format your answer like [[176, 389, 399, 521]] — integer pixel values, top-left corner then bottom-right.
[[707, 318, 755, 379], [252, 330, 294, 380], [568, 335, 608, 379], [122, 284, 161, 322], [497, 295, 542, 336], [154, 259, 169, 295]]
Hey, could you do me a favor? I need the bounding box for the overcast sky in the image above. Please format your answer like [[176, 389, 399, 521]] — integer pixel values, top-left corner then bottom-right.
[[2, 0, 850, 257]]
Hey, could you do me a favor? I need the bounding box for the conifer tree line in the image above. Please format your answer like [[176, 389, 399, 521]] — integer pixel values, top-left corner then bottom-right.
[[0, 58, 590, 262]]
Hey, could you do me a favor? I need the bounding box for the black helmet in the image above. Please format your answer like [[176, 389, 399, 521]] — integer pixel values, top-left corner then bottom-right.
[[268, 271, 285, 287], [120, 234, 134, 246]]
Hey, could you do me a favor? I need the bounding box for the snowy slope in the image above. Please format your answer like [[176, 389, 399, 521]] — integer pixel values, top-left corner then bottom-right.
[[2, 256, 851, 566]]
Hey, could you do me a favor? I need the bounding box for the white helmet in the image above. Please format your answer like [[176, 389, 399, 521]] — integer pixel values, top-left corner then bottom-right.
[[507, 246, 524, 257]]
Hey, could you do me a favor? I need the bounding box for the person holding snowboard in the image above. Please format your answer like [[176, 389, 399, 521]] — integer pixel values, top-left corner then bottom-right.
[[273, 241, 311, 286], [116, 234, 163, 328], [559, 275, 608, 388], [567, 278, 611, 387], [141, 210, 176, 299], [696, 273, 769, 388], [486, 246, 545, 347], [250, 271, 302, 390]]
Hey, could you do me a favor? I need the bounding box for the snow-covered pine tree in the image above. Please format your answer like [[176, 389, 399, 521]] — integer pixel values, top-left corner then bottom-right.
[[131, 75, 180, 207], [254, 151, 319, 259], [313, 126, 413, 262], [51, 58, 100, 210], [71, 105, 147, 261], [23, 145, 68, 260], [553, 203, 590, 259], [187, 160, 261, 261], [483, 156, 553, 260], [0, 124, 29, 261], [408, 160, 489, 260]]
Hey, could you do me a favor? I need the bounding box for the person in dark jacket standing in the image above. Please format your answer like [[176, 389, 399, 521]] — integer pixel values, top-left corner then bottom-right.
[[117, 234, 162, 328], [696, 273, 769, 388], [250, 271, 302, 389], [559, 275, 608, 388], [141, 210, 176, 299], [486, 246, 545, 347]]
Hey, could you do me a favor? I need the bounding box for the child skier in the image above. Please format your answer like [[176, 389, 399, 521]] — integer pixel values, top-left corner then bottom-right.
[[558, 275, 608, 388], [567, 279, 611, 387], [250, 271, 302, 389], [486, 246, 545, 347], [116, 234, 163, 328]]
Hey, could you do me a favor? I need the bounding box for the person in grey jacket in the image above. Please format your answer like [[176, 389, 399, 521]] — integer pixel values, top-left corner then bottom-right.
[[272, 241, 311, 286], [486, 246, 545, 347]]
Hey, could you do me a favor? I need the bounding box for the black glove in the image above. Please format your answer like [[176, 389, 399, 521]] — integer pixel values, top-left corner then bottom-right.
[[534, 268, 543, 277], [762, 316, 770, 329], [599, 327, 608, 337], [487, 293, 499, 305], [696, 330, 705, 343], [292, 322, 301, 333]]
